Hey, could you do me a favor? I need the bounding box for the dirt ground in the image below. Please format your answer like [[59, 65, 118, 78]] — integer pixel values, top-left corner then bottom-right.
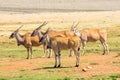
[[0, 52, 119, 78]]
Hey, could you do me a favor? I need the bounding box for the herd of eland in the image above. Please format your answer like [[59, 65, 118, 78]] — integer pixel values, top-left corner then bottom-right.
[[9, 22, 109, 68]]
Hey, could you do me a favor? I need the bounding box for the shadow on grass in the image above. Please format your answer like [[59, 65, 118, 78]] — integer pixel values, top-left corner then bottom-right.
[[33, 66, 73, 70]]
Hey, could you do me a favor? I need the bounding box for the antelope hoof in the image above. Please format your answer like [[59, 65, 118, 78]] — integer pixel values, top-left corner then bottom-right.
[[54, 65, 57, 68], [75, 64, 79, 67], [47, 56, 51, 58], [57, 64, 61, 68], [69, 55, 72, 57], [102, 53, 105, 55], [26, 57, 30, 59]]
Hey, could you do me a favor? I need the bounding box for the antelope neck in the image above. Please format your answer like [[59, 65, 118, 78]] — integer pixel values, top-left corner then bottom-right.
[[15, 33, 24, 45]]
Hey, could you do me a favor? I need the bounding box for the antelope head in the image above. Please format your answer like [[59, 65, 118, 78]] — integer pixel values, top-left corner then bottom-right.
[[31, 21, 47, 37], [71, 22, 81, 37], [9, 25, 23, 39], [39, 28, 50, 42], [39, 28, 51, 48]]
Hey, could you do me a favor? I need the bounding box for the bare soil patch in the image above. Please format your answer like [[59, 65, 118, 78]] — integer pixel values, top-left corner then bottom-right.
[[0, 53, 119, 78]]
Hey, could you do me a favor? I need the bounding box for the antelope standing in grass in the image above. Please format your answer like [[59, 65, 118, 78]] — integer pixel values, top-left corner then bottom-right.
[[9, 23, 47, 59], [71, 23, 109, 55], [35, 28, 81, 67], [31, 23, 75, 57]]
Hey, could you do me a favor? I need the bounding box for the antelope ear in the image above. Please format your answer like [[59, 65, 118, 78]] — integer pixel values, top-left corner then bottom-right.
[[43, 28, 50, 35], [39, 34, 48, 42]]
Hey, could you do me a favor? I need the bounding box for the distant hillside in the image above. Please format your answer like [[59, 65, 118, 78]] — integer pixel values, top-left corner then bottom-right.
[[0, 0, 120, 12]]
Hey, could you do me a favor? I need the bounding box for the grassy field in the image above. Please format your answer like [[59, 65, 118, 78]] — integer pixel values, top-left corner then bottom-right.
[[0, 11, 120, 80]]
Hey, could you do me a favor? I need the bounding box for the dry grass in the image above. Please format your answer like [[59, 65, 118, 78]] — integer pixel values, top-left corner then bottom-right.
[[0, 11, 120, 25], [0, 11, 120, 37]]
